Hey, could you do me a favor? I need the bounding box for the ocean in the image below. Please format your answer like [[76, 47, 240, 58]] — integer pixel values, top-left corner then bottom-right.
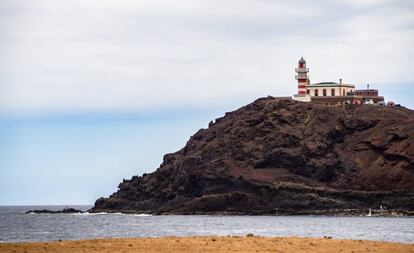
[[0, 206, 413, 243]]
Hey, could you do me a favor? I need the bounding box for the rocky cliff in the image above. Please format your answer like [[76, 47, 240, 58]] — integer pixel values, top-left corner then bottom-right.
[[91, 97, 414, 215]]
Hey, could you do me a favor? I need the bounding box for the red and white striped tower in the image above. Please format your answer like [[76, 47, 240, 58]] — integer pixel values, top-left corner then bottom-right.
[[295, 57, 309, 96]]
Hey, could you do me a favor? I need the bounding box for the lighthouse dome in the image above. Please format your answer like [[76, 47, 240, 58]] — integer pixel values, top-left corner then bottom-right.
[[298, 57, 306, 64]]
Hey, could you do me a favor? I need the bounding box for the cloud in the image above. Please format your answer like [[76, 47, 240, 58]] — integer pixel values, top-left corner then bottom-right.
[[0, 0, 413, 115]]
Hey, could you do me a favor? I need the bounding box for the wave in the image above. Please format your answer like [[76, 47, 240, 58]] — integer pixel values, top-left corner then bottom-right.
[[70, 212, 107, 216], [69, 212, 152, 216]]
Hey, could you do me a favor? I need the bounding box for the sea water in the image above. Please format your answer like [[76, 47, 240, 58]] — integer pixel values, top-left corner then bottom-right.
[[0, 206, 413, 243]]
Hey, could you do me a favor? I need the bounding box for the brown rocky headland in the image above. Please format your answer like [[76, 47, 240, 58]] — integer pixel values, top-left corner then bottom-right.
[[91, 97, 414, 215]]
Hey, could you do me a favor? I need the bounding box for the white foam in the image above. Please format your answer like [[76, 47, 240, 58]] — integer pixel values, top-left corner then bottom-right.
[[69, 212, 152, 216], [90, 212, 108, 215], [69, 212, 108, 216], [133, 214, 152, 217]]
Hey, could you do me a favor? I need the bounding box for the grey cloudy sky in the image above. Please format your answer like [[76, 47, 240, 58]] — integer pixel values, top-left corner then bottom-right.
[[1, 0, 414, 205], [1, 0, 413, 115]]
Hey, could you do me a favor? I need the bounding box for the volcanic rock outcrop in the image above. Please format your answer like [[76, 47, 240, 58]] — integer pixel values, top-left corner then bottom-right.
[[91, 98, 414, 215]]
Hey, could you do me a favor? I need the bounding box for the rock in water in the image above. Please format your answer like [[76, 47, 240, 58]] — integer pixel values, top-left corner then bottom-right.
[[26, 207, 83, 214], [91, 98, 414, 215]]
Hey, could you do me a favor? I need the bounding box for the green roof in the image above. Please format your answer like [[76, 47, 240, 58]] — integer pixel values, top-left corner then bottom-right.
[[311, 82, 338, 85], [309, 82, 354, 88]]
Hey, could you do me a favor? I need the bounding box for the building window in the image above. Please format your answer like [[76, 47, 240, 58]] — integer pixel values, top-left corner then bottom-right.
[[307, 89, 310, 95], [315, 89, 319, 96], [331, 89, 335, 96], [343, 90, 345, 96], [323, 89, 327, 96]]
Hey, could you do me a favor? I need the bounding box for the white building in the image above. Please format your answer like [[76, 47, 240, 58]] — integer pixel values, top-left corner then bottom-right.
[[307, 79, 355, 98]]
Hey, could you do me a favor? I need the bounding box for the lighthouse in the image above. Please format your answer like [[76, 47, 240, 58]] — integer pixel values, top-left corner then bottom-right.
[[296, 57, 309, 95], [293, 57, 311, 102]]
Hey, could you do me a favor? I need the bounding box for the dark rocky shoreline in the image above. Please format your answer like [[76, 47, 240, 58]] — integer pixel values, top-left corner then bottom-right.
[[88, 208, 414, 217], [90, 98, 414, 215]]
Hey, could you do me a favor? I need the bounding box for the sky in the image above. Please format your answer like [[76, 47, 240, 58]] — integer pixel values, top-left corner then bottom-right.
[[0, 0, 413, 205]]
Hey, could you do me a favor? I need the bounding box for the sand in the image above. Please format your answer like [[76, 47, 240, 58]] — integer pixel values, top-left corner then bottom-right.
[[0, 236, 413, 253]]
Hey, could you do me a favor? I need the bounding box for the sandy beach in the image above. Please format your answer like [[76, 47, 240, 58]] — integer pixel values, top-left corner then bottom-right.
[[1, 236, 413, 253]]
